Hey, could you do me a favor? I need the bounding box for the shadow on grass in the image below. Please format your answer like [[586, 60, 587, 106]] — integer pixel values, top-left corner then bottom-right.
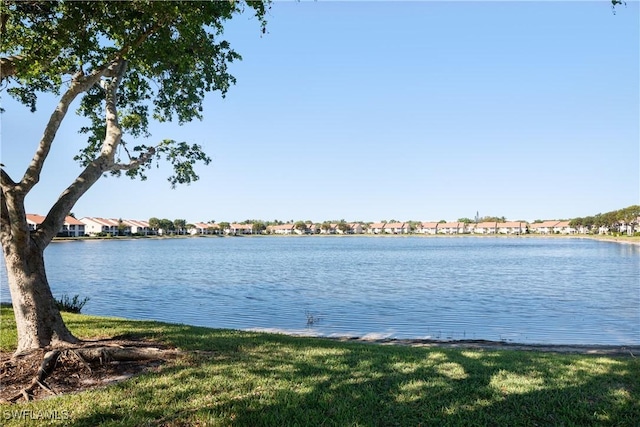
[[60, 318, 639, 427]]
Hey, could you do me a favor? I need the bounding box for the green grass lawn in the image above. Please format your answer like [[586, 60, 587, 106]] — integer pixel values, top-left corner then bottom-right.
[[1, 307, 639, 426]]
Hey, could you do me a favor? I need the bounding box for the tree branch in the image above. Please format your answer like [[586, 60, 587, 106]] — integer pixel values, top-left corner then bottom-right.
[[0, 12, 162, 81], [112, 147, 157, 172], [0, 55, 24, 80], [14, 12, 164, 190], [0, 170, 19, 245], [0, 186, 12, 249], [34, 60, 129, 246], [33, 158, 108, 247], [0, 178, 29, 251], [0, 167, 17, 190], [19, 66, 110, 193], [99, 59, 128, 159]]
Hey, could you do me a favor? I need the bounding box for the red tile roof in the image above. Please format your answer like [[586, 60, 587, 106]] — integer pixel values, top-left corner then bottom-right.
[[420, 222, 439, 228], [497, 222, 525, 228], [268, 224, 294, 230], [530, 221, 560, 229], [440, 222, 461, 228], [26, 214, 46, 224], [27, 214, 84, 226], [386, 222, 405, 229], [65, 216, 85, 225], [475, 221, 497, 228], [230, 223, 253, 230]]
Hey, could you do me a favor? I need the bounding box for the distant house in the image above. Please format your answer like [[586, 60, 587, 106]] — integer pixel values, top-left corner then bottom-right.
[[622, 216, 640, 235], [229, 223, 253, 235], [553, 221, 575, 235], [474, 221, 498, 234], [530, 221, 559, 234], [27, 214, 86, 237], [80, 217, 123, 236], [122, 219, 153, 235], [384, 222, 408, 234], [26, 214, 46, 232], [367, 223, 386, 234], [497, 221, 527, 235], [530, 220, 579, 235], [60, 216, 86, 237], [294, 223, 315, 235], [318, 224, 336, 234], [268, 224, 295, 235], [438, 222, 464, 235], [575, 224, 591, 235], [349, 223, 364, 234], [190, 222, 220, 235], [417, 222, 439, 234]]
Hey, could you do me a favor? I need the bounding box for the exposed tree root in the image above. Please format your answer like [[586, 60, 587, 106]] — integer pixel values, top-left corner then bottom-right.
[[1, 340, 177, 403], [8, 349, 62, 402]]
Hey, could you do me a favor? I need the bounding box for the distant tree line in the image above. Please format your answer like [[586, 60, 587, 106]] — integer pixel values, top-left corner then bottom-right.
[[141, 205, 639, 236], [148, 217, 189, 235], [568, 205, 640, 235]]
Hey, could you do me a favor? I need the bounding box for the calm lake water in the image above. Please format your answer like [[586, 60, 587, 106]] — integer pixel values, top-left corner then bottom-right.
[[1, 236, 639, 345]]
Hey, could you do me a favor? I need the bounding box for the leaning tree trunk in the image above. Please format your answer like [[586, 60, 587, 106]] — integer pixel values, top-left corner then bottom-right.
[[3, 241, 78, 355]]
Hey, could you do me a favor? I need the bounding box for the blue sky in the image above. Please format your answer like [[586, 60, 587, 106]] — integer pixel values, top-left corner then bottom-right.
[[1, 1, 638, 224]]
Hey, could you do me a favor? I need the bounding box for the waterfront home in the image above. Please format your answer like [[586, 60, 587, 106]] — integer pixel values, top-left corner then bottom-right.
[[417, 222, 439, 234], [190, 222, 220, 235], [333, 223, 365, 234], [80, 217, 127, 236], [320, 224, 337, 234], [622, 216, 640, 235], [228, 223, 253, 235], [576, 224, 590, 234], [384, 222, 408, 234], [553, 221, 575, 235], [122, 219, 153, 235], [367, 223, 386, 234], [529, 221, 559, 234], [294, 223, 312, 235], [497, 221, 527, 235], [438, 222, 464, 234], [61, 216, 86, 237], [474, 221, 498, 234], [268, 224, 295, 235], [27, 214, 86, 237], [26, 213, 47, 231], [349, 223, 364, 234]]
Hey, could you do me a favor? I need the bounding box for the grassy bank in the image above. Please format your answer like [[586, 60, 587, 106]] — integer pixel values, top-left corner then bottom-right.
[[1, 307, 639, 426]]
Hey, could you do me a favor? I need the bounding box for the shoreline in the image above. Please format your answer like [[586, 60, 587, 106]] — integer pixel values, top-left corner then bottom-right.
[[329, 336, 640, 356], [52, 233, 640, 246], [1, 303, 636, 354]]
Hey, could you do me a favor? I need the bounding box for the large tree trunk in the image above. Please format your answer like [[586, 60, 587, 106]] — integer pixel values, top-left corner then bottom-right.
[[3, 241, 78, 355], [0, 60, 129, 356]]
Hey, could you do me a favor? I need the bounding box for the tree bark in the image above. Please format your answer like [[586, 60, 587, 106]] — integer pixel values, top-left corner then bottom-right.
[[3, 240, 79, 356], [0, 59, 132, 356]]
